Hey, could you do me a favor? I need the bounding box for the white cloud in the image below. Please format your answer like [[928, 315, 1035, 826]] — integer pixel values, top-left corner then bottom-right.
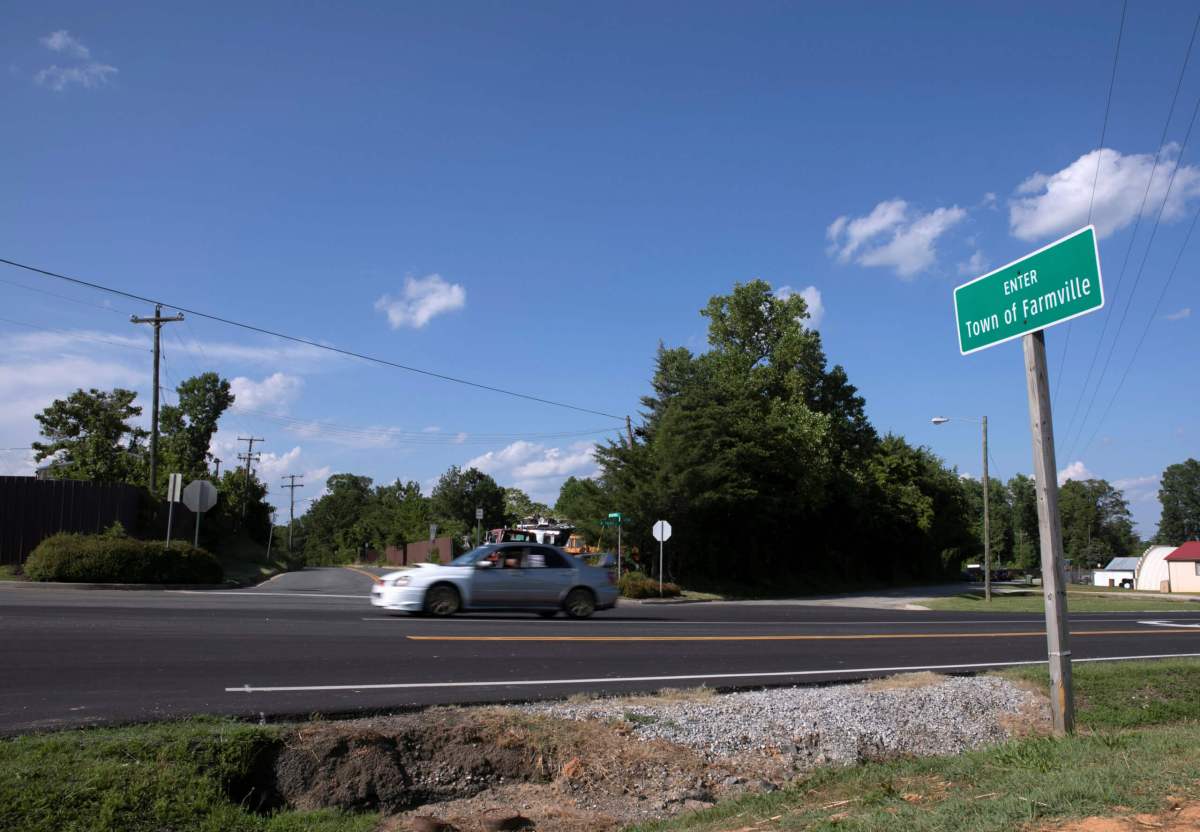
[[1166, 307, 1191, 321], [957, 250, 988, 277], [980, 192, 998, 209], [375, 274, 466, 329], [41, 30, 90, 58], [1009, 146, 1200, 242], [1057, 460, 1097, 486], [230, 373, 303, 413], [1113, 474, 1160, 504], [466, 440, 598, 503], [5, 326, 330, 367], [827, 199, 966, 278], [0, 355, 143, 474], [35, 30, 116, 91], [256, 447, 302, 481], [775, 285, 825, 328]]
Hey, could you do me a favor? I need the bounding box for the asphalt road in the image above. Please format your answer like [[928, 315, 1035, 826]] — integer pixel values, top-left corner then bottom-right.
[[2, 567, 1199, 734]]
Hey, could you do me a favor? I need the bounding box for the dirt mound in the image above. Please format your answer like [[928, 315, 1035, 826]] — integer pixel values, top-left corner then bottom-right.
[[275, 711, 554, 812], [273, 707, 786, 827]]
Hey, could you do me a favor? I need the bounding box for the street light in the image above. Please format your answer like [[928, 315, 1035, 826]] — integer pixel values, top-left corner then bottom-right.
[[932, 415, 991, 602]]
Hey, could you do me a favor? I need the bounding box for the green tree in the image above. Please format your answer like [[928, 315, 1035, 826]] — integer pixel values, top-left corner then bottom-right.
[[1156, 458, 1200, 545], [300, 474, 375, 564], [504, 487, 550, 525], [1008, 473, 1041, 570], [32, 388, 147, 484], [353, 480, 432, 552], [209, 469, 273, 545], [430, 466, 506, 543], [595, 280, 972, 589], [961, 476, 1013, 566], [555, 476, 609, 545], [158, 373, 233, 489], [1058, 478, 1138, 568]]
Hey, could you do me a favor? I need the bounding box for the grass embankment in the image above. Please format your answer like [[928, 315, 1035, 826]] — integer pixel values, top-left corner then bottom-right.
[[925, 589, 1200, 613], [4, 661, 1199, 832], [629, 659, 1200, 832], [0, 564, 21, 581], [0, 719, 375, 832]]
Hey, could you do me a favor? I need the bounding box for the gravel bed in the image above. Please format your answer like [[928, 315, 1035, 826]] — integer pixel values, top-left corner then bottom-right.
[[519, 675, 1044, 766]]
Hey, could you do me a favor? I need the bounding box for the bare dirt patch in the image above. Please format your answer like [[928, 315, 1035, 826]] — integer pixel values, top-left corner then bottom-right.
[[1035, 800, 1200, 831], [274, 707, 785, 830]]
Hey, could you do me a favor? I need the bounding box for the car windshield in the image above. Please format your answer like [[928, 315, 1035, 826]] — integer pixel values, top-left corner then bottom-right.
[[448, 546, 496, 567]]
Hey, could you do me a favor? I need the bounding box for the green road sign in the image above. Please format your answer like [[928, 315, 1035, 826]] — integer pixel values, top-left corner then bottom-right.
[[599, 518, 621, 527], [608, 512, 622, 519], [954, 225, 1103, 355]]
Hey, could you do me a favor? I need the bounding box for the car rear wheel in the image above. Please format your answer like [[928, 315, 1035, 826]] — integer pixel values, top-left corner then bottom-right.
[[563, 588, 595, 619], [424, 585, 461, 617]]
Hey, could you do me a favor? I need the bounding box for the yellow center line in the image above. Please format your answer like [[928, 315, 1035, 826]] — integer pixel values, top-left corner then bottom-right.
[[343, 565, 383, 584], [406, 628, 1200, 642]]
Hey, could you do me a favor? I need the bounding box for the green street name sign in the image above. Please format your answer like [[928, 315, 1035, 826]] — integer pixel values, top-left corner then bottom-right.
[[954, 225, 1103, 355]]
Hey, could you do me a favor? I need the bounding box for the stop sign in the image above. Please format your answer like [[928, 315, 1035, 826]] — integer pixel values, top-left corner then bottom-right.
[[182, 480, 218, 513]]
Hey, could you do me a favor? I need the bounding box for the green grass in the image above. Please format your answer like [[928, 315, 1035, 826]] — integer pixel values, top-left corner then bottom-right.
[[0, 564, 23, 581], [625, 658, 1200, 832], [924, 589, 1200, 612], [0, 718, 378, 832], [1001, 658, 1200, 729], [626, 726, 1200, 831], [217, 554, 291, 587]]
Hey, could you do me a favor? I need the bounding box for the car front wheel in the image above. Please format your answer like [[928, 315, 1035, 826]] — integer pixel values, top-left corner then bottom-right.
[[424, 585, 461, 617], [563, 588, 596, 619]]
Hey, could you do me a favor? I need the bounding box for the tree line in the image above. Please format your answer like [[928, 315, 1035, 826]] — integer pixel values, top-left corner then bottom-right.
[[27, 288, 1200, 579]]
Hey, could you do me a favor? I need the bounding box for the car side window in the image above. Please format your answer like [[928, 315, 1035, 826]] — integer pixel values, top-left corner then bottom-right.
[[501, 547, 525, 569], [539, 548, 569, 568], [522, 548, 546, 568]]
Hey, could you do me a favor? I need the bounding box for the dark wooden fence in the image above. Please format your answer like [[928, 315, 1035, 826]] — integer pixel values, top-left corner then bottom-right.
[[0, 476, 143, 565]]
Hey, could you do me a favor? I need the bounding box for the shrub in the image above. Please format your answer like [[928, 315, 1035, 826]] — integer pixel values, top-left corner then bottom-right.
[[24, 533, 223, 584], [619, 569, 681, 599]]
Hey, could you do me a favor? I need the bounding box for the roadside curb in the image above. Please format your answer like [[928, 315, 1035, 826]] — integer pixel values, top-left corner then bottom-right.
[[622, 597, 715, 605]]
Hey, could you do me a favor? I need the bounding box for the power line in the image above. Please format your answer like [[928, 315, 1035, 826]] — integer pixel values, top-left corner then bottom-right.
[[0, 275, 126, 315], [1075, 192, 1200, 457], [0, 256, 625, 422], [1060, 11, 1200, 455], [1056, 0, 1129, 409], [1067, 86, 1200, 460]]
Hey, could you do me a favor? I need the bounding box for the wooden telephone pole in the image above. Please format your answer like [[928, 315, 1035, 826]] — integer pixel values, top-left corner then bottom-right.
[[281, 474, 304, 553], [130, 304, 184, 495]]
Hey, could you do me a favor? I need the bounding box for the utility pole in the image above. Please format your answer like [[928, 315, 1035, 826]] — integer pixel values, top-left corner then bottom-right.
[[213, 457, 221, 479], [281, 475, 303, 553], [982, 415, 991, 603], [236, 436, 264, 520], [130, 304, 184, 495], [626, 415, 634, 446], [1023, 330, 1074, 735]]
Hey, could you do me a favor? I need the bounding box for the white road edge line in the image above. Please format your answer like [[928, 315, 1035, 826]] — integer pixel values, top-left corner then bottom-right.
[[169, 591, 369, 599], [225, 652, 1200, 693]]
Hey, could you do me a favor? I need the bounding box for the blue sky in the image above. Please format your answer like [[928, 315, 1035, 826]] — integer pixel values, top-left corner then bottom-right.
[[2, 1, 1196, 534]]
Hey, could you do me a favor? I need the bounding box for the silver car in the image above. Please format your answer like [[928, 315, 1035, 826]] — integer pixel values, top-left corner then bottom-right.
[[370, 543, 619, 618]]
